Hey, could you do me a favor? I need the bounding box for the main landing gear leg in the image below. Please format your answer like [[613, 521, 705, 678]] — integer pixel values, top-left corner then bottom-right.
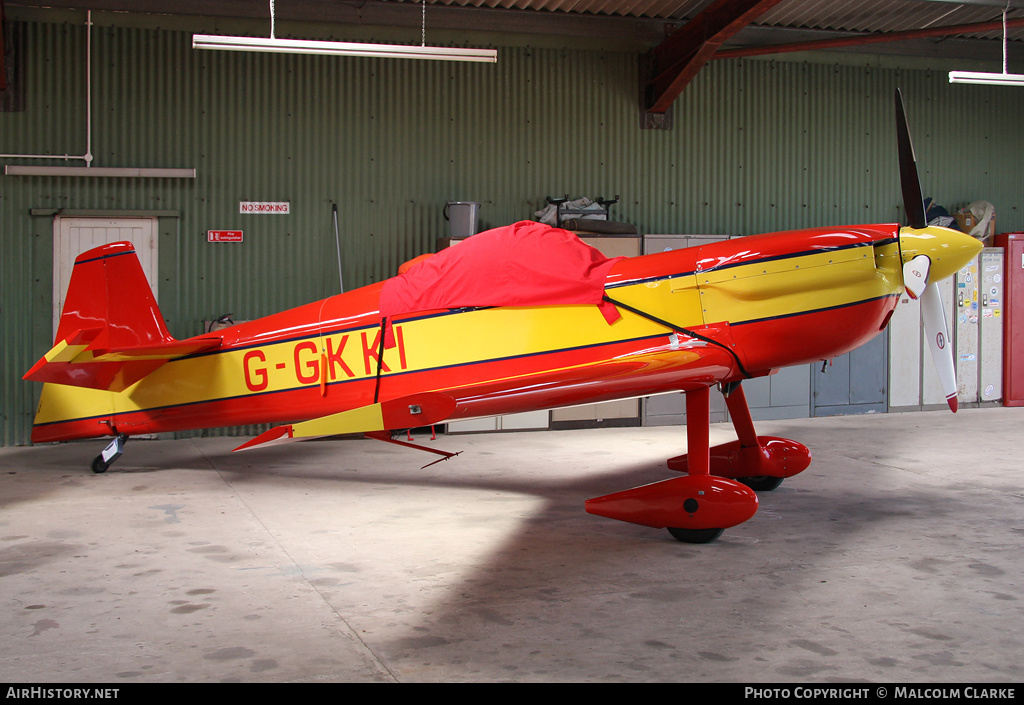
[[91, 434, 128, 474], [585, 386, 760, 544], [668, 382, 812, 491], [664, 385, 734, 544], [725, 383, 783, 491]]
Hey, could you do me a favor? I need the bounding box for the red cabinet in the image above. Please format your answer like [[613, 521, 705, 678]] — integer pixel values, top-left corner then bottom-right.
[[994, 233, 1024, 405]]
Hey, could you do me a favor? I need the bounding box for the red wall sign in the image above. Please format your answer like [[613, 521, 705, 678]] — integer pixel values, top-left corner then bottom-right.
[[208, 230, 244, 242]]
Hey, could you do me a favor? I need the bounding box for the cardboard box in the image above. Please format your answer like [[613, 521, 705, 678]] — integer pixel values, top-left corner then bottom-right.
[[956, 211, 996, 241]]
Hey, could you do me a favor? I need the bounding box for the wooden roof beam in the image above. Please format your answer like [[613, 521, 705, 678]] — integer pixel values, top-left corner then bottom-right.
[[1, 0, 7, 92], [644, 0, 783, 115], [714, 17, 1024, 59]]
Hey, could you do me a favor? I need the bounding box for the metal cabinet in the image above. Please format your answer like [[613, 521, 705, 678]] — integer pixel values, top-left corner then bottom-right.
[[890, 277, 954, 411], [812, 333, 888, 416], [747, 365, 812, 420], [978, 248, 1005, 404], [889, 248, 1004, 411]]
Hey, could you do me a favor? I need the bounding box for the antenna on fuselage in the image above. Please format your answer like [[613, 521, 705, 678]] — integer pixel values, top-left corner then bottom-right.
[[332, 203, 344, 293]]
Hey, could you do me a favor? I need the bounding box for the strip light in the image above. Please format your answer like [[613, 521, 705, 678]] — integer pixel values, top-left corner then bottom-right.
[[192, 35, 497, 63], [948, 6, 1021, 86], [948, 70, 1024, 86], [5, 166, 196, 178]]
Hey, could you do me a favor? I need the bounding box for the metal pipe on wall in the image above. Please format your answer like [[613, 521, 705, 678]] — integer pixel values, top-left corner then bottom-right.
[[0, 10, 92, 164]]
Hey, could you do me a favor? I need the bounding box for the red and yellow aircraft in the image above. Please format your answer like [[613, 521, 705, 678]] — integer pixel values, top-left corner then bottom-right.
[[23, 91, 982, 542]]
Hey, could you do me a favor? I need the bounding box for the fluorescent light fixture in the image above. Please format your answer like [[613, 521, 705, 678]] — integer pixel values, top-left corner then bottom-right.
[[192, 35, 497, 63], [949, 9, 1022, 86], [5, 166, 196, 178], [948, 70, 1024, 86]]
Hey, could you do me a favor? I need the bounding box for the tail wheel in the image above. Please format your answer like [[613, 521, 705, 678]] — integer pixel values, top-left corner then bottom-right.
[[90, 434, 127, 474]]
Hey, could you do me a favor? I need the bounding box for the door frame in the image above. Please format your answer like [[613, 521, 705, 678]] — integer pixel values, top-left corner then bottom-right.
[[53, 215, 159, 336]]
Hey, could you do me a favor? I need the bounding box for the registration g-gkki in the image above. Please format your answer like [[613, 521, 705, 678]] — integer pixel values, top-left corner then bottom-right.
[[24, 91, 983, 543]]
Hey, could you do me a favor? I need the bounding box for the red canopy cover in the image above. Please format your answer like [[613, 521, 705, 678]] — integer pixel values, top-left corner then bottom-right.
[[379, 221, 623, 337]]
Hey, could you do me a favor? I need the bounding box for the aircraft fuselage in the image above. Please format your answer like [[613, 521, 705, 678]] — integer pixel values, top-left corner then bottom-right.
[[30, 223, 907, 443]]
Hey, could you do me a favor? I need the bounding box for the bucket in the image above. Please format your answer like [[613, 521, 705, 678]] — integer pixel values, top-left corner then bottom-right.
[[444, 201, 480, 239]]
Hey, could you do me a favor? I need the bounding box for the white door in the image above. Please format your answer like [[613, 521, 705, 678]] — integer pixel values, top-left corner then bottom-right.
[[53, 217, 158, 337]]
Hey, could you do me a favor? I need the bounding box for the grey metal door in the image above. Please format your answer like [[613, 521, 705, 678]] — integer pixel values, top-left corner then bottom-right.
[[812, 332, 889, 416]]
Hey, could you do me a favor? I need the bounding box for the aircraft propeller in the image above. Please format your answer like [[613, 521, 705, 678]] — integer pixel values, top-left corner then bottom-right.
[[895, 89, 961, 413], [896, 89, 928, 231]]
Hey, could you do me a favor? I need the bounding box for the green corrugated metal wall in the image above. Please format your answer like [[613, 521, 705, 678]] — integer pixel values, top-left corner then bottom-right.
[[2, 16, 1022, 445]]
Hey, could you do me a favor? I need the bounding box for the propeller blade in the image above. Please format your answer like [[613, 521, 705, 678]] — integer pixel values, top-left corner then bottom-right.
[[920, 282, 958, 412], [902, 254, 930, 300], [895, 89, 927, 230]]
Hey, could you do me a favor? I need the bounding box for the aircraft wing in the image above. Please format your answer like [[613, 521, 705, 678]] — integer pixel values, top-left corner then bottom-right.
[[234, 391, 457, 451], [235, 334, 739, 453]]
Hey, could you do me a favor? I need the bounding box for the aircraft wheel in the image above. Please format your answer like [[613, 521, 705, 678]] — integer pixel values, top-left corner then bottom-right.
[[739, 476, 783, 492], [91, 456, 109, 474], [667, 527, 724, 544]]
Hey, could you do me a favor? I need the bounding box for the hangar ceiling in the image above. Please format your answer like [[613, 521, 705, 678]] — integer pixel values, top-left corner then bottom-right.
[[4, 0, 1024, 114], [6, 0, 1024, 49]]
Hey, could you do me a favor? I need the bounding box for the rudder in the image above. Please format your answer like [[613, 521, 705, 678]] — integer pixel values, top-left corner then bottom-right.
[[57, 241, 170, 352], [25, 241, 220, 393]]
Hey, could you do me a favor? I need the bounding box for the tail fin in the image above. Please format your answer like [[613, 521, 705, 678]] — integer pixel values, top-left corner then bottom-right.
[[24, 242, 220, 392]]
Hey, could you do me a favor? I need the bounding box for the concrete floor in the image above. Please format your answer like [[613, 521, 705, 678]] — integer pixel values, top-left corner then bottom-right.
[[1, 406, 1022, 683]]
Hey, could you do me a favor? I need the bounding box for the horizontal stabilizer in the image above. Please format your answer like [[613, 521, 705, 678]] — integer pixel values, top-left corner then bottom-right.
[[234, 392, 456, 452], [24, 331, 222, 392]]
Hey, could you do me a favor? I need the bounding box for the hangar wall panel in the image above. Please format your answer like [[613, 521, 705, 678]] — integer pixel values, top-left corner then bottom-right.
[[2, 16, 1024, 444]]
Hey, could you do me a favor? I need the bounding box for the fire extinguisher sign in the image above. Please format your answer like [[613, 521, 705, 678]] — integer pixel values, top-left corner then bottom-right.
[[208, 230, 244, 242]]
